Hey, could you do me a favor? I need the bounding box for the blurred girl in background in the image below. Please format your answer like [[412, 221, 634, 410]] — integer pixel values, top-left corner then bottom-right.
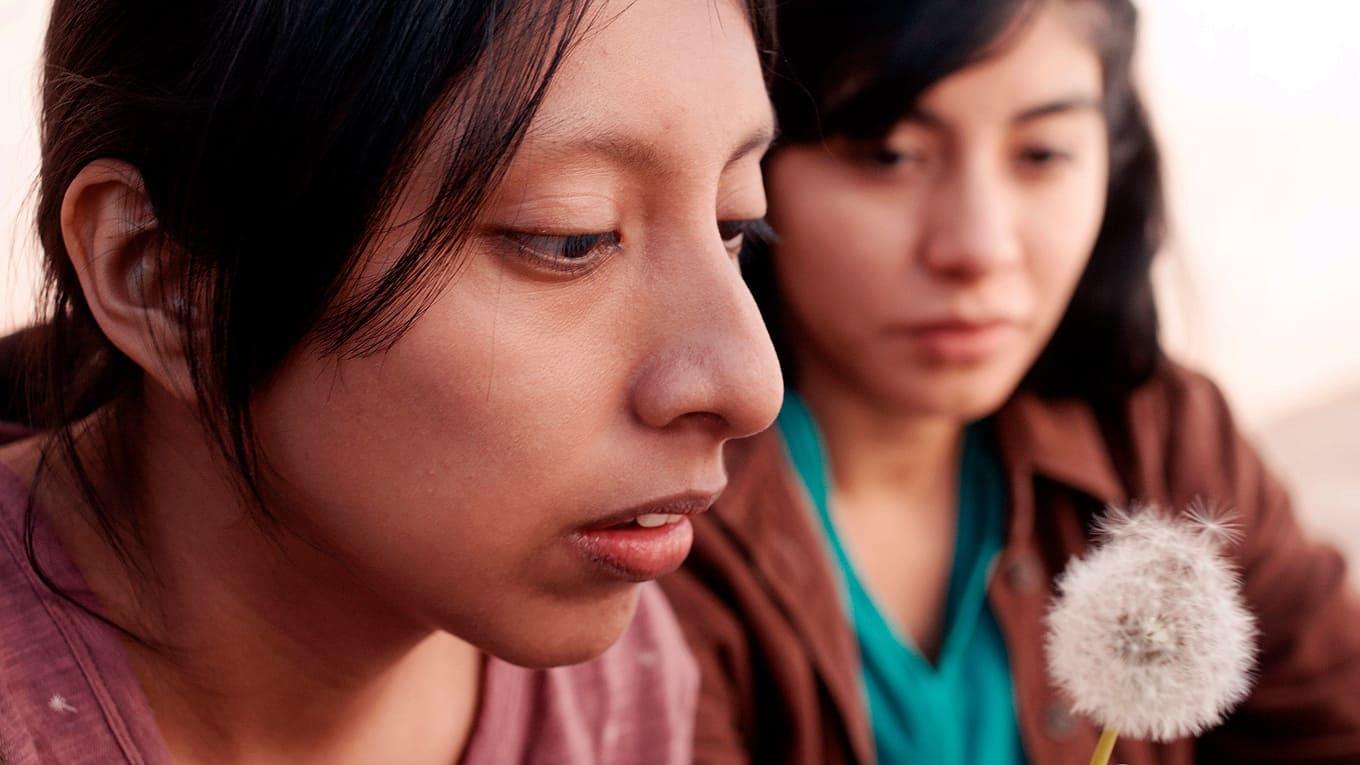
[[663, 1, 1360, 762]]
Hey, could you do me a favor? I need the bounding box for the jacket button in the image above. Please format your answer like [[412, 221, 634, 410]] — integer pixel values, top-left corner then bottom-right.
[[1043, 702, 1078, 740], [1004, 553, 1041, 593]]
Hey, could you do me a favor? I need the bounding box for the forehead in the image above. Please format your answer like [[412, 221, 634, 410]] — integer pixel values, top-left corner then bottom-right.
[[919, 6, 1103, 122], [522, 0, 772, 170]]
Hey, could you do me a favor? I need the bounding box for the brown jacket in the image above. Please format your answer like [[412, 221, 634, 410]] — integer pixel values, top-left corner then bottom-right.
[[661, 363, 1360, 764]]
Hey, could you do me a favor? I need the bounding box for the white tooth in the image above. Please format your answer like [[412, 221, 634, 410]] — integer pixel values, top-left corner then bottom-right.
[[664, 514, 684, 525], [635, 513, 672, 528]]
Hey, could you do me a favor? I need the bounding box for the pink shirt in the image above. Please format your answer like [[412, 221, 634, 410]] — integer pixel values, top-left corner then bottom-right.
[[0, 430, 697, 764]]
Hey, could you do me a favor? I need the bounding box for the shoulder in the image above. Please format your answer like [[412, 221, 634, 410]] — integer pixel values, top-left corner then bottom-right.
[[1118, 358, 1269, 504], [1125, 357, 1240, 446], [1001, 358, 1260, 510], [0, 464, 169, 765], [0, 465, 46, 765], [1059, 357, 1261, 503], [1048, 360, 1335, 594]]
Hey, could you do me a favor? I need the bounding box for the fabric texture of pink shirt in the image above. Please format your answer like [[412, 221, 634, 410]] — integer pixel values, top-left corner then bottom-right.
[[0, 424, 697, 764]]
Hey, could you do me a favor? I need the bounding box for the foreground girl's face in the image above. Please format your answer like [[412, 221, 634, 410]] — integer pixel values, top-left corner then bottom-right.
[[252, 0, 782, 666], [767, 5, 1110, 419]]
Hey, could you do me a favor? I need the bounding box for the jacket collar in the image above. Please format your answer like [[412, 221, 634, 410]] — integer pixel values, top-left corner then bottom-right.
[[994, 391, 1128, 541], [715, 428, 877, 764], [720, 393, 1128, 533]]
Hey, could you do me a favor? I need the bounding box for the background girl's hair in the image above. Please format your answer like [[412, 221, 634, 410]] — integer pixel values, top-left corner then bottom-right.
[[749, 0, 1164, 401], [15, 0, 776, 630]]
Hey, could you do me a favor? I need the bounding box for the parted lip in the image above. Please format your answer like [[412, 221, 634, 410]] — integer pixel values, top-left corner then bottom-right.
[[579, 490, 721, 531]]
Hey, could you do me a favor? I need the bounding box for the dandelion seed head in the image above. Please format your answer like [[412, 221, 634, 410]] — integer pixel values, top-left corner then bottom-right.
[[1046, 505, 1258, 741]]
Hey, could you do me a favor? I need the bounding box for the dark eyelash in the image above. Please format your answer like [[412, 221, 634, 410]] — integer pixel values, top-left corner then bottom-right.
[[870, 148, 909, 167], [1020, 146, 1072, 165], [839, 137, 928, 170], [719, 218, 778, 247], [501, 230, 620, 272], [718, 218, 777, 267]]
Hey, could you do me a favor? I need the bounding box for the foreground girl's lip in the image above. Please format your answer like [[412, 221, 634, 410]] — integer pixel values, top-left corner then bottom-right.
[[570, 492, 717, 581], [570, 518, 695, 581]]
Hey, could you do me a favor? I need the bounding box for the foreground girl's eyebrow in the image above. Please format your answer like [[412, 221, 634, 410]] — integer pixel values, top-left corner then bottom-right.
[[722, 122, 778, 170], [532, 118, 777, 175]]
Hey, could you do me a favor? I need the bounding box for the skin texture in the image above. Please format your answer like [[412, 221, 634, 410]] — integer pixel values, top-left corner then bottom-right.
[[765, 4, 1109, 656], [0, 0, 782, 762]]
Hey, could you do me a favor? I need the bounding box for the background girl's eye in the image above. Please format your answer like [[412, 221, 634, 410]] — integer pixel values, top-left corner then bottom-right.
[[858, 146, 919, 169], [841, 138, 931, 173], [1018, 145, 1072, 168], [718, 218, 777, 257], [870, 148, 911, 167], [503, 230, 621, 271]]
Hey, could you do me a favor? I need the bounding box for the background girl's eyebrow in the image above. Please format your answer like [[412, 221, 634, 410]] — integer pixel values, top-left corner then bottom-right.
[[1012, 95, 1102, 124], [902, 95, 1100, 132], [902, 106, 948, 131]]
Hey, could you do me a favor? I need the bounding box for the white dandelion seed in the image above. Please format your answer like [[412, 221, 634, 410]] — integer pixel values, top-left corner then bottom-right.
[[47, 694, 77, 714], [1182, 499, 1244, 547], [1046, 504, 1257, 764]]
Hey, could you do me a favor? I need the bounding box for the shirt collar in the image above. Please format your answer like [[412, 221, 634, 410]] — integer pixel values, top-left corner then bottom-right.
[[996, 390, 1128, 510]]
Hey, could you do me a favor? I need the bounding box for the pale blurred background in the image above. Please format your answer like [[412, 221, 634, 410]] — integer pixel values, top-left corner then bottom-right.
[[1137, 1, 1360, 575], [2, 2, 1358, 569]]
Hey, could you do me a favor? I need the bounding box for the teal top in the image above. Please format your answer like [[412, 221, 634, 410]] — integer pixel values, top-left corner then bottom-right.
[[777, 394, 1027, 765]]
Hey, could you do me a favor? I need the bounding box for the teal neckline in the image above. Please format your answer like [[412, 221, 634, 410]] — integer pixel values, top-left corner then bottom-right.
[[778, 394, 1003, 673], [777, 392, 1026, 765]]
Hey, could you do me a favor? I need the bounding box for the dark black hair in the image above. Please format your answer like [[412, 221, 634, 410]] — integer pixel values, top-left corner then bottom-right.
[[748, 0, 1164, 402], [14, 0, 775, 626]]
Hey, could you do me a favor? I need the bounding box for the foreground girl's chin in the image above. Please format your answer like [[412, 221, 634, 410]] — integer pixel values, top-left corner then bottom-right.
[[467, 587, 645, 669]]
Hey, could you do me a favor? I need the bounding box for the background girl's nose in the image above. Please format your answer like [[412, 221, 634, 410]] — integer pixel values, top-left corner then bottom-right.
[[922, 169, 1023, 278]]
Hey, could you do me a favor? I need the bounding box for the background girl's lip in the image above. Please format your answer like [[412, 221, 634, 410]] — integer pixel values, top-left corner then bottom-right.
[[896, 317, 1016, 332], [889, 320, 1020, 363]]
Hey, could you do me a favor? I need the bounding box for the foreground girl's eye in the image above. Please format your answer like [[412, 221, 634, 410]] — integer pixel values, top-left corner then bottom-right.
[[718, 218, 777, 258], [500, 230, 622, 273]]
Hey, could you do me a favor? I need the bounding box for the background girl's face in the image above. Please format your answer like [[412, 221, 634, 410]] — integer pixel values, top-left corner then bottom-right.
[[248, 0, 782, 667], [766, 4, 1109, 419]]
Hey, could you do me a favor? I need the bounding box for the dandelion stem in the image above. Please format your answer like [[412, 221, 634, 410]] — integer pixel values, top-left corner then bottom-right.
[[1089, 727, 1119, 765]]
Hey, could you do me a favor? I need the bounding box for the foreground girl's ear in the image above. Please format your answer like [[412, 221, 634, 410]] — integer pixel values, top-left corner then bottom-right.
[[60, 159, 197, 402]]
